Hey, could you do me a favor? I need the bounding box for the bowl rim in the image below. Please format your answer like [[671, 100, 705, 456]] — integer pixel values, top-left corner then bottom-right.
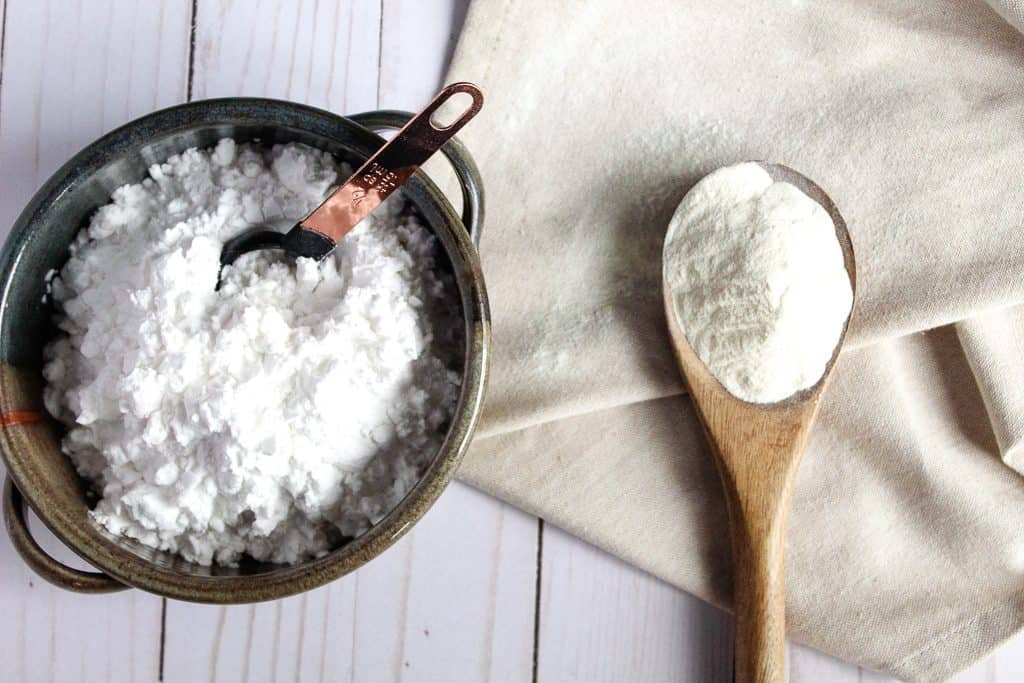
[[0, 96, 490, 603]]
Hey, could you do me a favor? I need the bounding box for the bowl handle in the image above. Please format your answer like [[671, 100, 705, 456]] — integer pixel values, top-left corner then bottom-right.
[[3, 477, 128, 593], [347, 110, 485, 246]]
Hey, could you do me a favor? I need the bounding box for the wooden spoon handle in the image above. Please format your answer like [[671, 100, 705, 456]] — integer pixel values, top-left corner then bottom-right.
[[719, 467, 797, 683]]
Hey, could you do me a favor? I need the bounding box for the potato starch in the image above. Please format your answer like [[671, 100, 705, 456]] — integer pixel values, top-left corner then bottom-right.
[[43, 139, 461, 566]]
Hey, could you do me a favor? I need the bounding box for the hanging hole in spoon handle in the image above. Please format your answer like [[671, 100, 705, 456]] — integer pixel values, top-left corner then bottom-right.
[[297, 83, 484, 246], [428, 85, 483, 131]]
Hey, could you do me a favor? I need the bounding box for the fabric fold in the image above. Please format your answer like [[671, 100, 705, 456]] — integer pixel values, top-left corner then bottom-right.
[[957, 304, 1024, 473], [987, 0, 1024, 34]]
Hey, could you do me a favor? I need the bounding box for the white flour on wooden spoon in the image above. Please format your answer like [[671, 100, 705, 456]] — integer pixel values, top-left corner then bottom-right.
[[663, 162, 852, 403]]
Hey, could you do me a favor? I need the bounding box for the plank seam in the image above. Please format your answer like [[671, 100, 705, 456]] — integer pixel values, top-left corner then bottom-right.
[[375, 0, 383, 107], [161, 1, 197, 675], [0, 0, 8, 111], [186, 0, 198, 100], [158, 599, 167, 681], [532, 518, 544, 683]]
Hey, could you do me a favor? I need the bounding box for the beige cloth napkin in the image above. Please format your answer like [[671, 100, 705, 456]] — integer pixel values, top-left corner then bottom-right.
[[443, 0, 1024, 679]]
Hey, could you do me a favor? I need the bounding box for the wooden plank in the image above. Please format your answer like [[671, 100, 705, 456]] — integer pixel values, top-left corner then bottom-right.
[[378, 0, 471, 111], [5, 552, 162, 682], [537, 525, 965, 683], [395, 484, 537, 683], [190, 0, 379, 113], [534, 532, 1024, 683], [162, 3, 538, 682], [0, 0, 191, 230], [163, 483, 537, 683], [536, 523, 734, 682], [0, 0, 192, 680], [0, 519, 163, 683]]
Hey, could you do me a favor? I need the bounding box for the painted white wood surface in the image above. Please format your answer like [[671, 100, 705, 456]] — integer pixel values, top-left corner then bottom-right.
[[0, 1, 187, 681], [536, 524, 734, 682], [1, 1, 1023, 682], [162, 484, 536, 683]]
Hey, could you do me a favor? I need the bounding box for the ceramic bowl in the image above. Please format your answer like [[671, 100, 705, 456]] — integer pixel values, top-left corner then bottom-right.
[[0, 98, 489, 603]]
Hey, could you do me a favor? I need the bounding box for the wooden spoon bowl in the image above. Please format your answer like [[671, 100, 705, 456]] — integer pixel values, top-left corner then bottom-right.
[[662, 162, 856, 683]]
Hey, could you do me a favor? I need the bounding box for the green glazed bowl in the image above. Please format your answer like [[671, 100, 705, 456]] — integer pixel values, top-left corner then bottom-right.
[[0, 98, 489, 603]]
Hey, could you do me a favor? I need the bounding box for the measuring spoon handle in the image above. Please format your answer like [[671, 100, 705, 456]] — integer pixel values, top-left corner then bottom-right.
[[298, 82, 484, 244]]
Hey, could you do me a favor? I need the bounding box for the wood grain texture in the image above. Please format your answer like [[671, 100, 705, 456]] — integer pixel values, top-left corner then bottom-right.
[[0, 0, 190, 230], [663, 281, 825, 683], [190, 0, 380, 111], [162, 484, 537, 683], [537, 523, 735, 682], [536, 529, 1023, 683], [0, 1, 191, 680]]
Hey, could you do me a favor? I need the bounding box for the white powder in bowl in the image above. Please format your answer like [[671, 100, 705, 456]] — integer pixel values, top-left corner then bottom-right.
[[663, 162, 852, 404], [43, 139, 462, 566]]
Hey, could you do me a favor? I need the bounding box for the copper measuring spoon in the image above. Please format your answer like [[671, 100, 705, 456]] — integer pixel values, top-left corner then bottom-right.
[[218, 82, 483, 280], [663, 163, 856, 683]]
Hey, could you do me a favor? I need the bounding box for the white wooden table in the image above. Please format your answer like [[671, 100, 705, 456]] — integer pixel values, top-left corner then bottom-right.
[[1, 2, 1022, 681]]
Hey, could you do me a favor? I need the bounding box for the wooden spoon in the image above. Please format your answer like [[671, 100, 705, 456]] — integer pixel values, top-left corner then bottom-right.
[[662, 162, 857, 683]]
